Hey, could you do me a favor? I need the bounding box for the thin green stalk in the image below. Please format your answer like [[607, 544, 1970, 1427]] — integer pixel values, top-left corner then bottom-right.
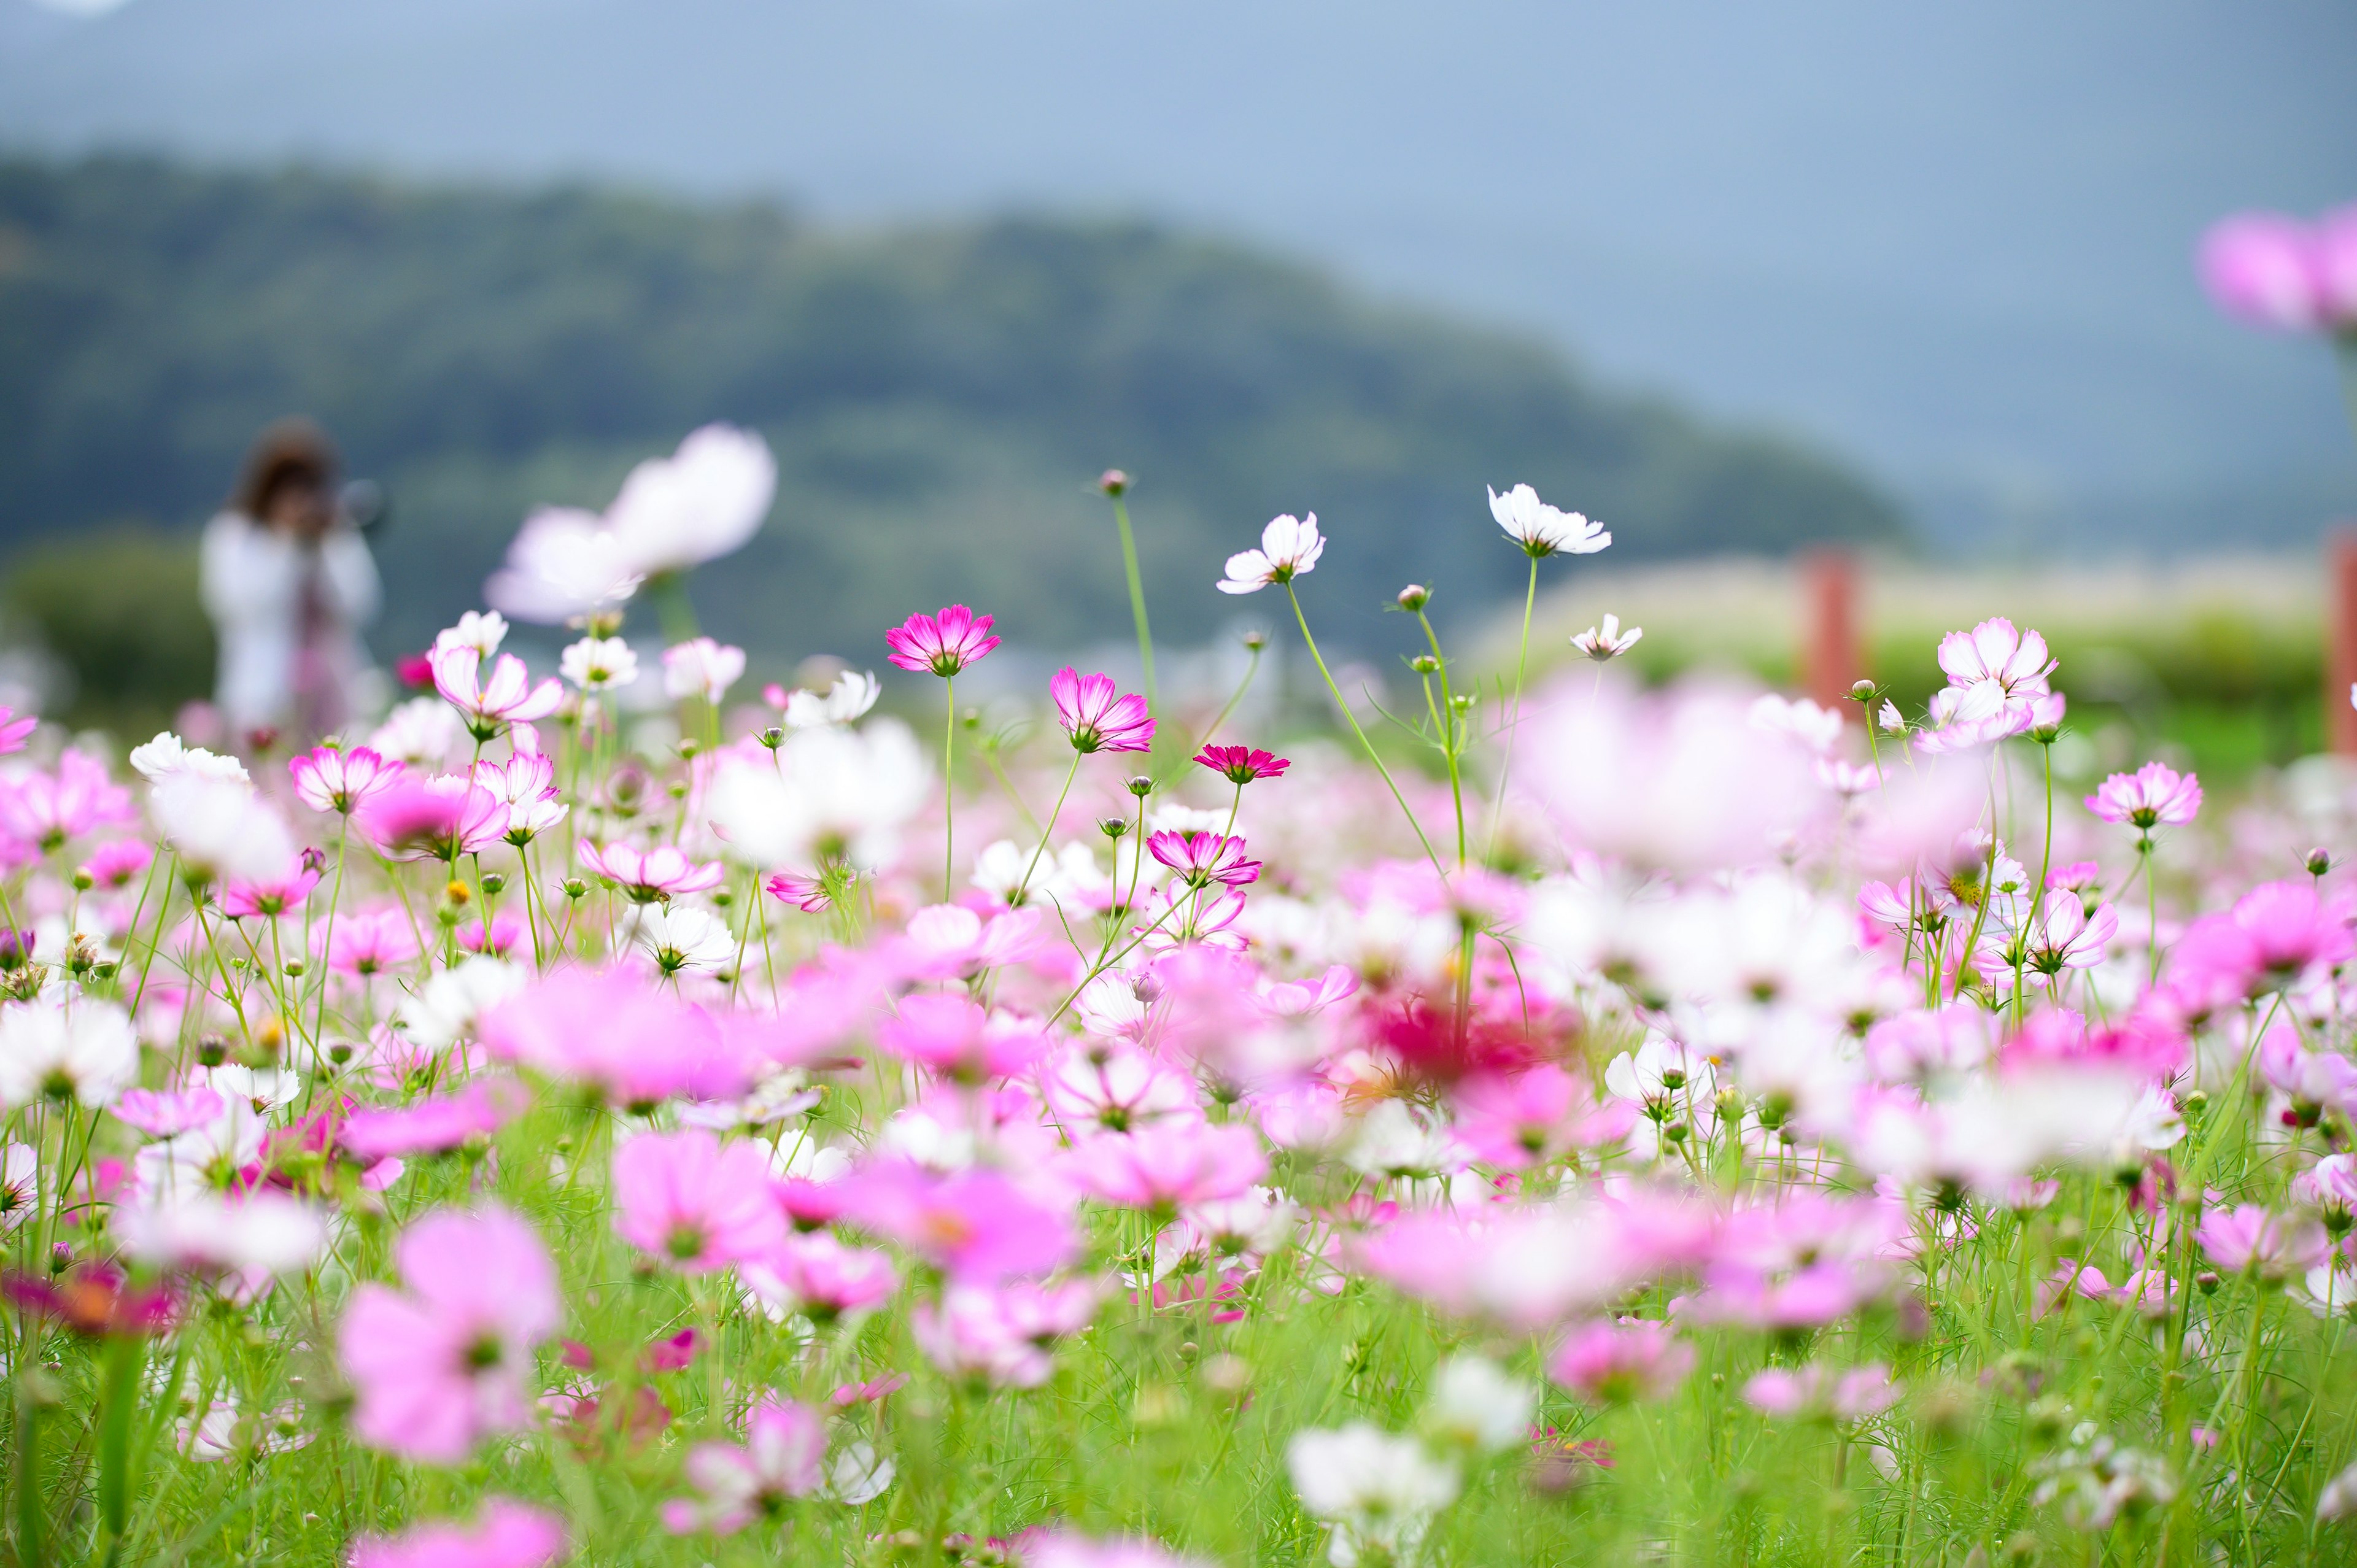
[[1015, 750, 1084, 905], [1283, 582, 1442, 875], [1414, 606, 1468, 867], [1482, 557, 1540, 862], [1109, 490, 1158, 717], [941, 673, 957, 903]]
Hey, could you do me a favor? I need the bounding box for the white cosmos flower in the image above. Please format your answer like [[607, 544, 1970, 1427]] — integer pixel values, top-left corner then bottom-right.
[[605, 423, 776, 576], [400, 956, 527, 1052], [116, 1189, 327, 1276], [128, 732, 249, 785], [0, 998, 139, 1108], [1571, 613, 1642, 661], [148, 774, 295, 884], [628, 905, 736, 975], [367, 696, 468, 769], [784, 670, 881, 730], [1287, 1422, 1461, 1568], [706, 720, 930, 870], [1422, 1354, 1539, 1454], [1217, 513, 1325, 595], [560, 636, 640, 692], [1749, 693, 1846, 754], [1488, 483, 1609, 557], [0, 1143, 37, 1234], [433, 611, 509, 658], [662, 637, 747, 703], [486, 505, 644, 623]]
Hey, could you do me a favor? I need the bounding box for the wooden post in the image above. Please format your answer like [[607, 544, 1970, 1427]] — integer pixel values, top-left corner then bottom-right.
[[2328, 528, 2357, 755], [1800, 548, 1862, 711]]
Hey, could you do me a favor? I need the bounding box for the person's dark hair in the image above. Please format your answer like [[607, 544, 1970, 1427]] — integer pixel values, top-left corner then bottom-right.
[[230, 417, 340, 520]]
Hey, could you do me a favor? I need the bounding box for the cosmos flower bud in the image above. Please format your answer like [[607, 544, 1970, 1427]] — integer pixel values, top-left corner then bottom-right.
[[1099, 817, 1132, 840], [1410, 654, 1440, 674], [1849, 679, 1876, 701], [1241, 630, 1269, 651], [1097, 469, 1130, 496], [1396, 584, 1431, 611], [562, 878, 587, 900], [2307, 847, 2332, 877], [1126, 775, 1155, 798], [760, 726, 786, 750], [479, 871, 506, 895]]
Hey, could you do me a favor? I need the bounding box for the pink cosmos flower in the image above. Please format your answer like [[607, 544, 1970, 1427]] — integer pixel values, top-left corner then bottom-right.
[[2290, 1154, 2357, 1226], [0, 749, 134, 853], [349, 1499, 567, 1568], [2019, 891, 2119, 979], [338, 1207, 561, 1462], [79, 839, 153, 890], [2086, 761, 2202, 831], [0, 708, 34, 757], [472, 751, 567, 845], [662, 636, 748, 703], [1743, 1363, 1901, 1422], [1037, 1043, 1200, 1137], [342, 1080, 527, 1161], [458, 911, 528, 957], [1068, 1121, 1266, 1213], [114, 1086, 226, 1138], [2199, 210, 2354, 331], [319, 905, 423, 977], [740, 1233, 900, 1324], [430, 644, 563, 737], [2198, 1203, 2330, 1281], [1020, 1532, 1217, 1568], [912, 1277, 1101, 1388], [288, 744, 404, 815], [660, 1397, 827, 1534], [1146, 830, 1260, 890], [2258, 1028, 2357, 1124], [1050, 668, 1155, 754], [1937, 618, 2056, 706], [577, 840, 726, 902], [885, 605, 1000, 677], [2172, 880, 2356, 1000], [896, 903, 1051, 979], [1549, 1319, 1695, 1405], [478, 968, 756, 1110], [1194, 744, 1290, 784], [765, 870, 840, 913], [1452, 1066, 1627, 1167], [836, 1159, 1079, 1283], [611, 1130, 788, 1273], [219, 859, 322, 921], [1216, 513, 1323, 594], [878, 995, 1048, 1084], [354, 776, 509, 861]]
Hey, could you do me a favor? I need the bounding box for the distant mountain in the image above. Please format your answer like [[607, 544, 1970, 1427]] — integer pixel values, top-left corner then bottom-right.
[[0, 155, 1901, 666]]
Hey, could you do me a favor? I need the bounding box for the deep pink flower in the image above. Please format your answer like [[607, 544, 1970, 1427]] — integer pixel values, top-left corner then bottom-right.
[[878, 995, 1047, 1084], [354, 776, 509, 861], [740, 1233, 900, 1323], [2086, 762, 2202, 831], [1549, 1319, 1695, 1405], [342, 1080, 527, 1161], [611, 1129, 787, 1273], [350, 1500, 566, 1568], [1194, 744, 1290, 784], [1068, 1121, 1266, 1213], [2172, 880, 2356, 999], [431, 644, 563, 737], [338, 1207, 560, 1462], [78, 839, 153, 890], [458, 911, 528, 957], [288, 744, 404, 815], [885, 605, 1000, 677], [577, 840, 726, 902], [912, 1278, 1100, 1388], [1145, 830, 1260, 890], [765, 870, 839, 913], [660, 1397, 827, 1534], [478, 969, 756, 1110], [0, 749, 134, 852], [1049, 668, 1155, 754], [837, 1159, 1078, 1283], [319, 905, 423, 977], [2197, 1203, 2329, 1282]]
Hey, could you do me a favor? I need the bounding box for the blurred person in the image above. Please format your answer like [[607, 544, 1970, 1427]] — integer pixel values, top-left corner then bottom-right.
[[201, 419, 384, 746]]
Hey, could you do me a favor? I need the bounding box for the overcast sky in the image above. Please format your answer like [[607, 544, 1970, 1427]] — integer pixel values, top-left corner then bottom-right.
[[6, 0, 2355, 550]]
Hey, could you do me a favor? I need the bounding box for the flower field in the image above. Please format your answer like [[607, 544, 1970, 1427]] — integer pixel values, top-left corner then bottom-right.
[[1, 450, 2355, 1568]]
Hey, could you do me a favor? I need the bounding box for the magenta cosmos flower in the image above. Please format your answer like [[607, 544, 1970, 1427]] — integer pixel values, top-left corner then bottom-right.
[[878, 994, 1048, 1084], [338, 1207, 561, 1463], [1194, 744, 1290, 784], [354, 776, 509, 862], [1050, 668, 1154, 754], [0, 749, 134, 853], [1549, 1318, 1695, 1405], [912, 1277, 1101, 1388], [576, 840, 726, 902], [660, 1396, 828, 1534], [349, 1499, 566, 1568], [611, 1129, 787, 1273], [740, 1232, 900, 1324], [2198, 1203, 2330, 1282], [479, 968, 757, 1110], [2086, 760, 2201, 832], [2199, 208, 2357, 331], [1067, 1120, 1266, 1213], [1146, 829, 1261, 890], [836, 1159, 1078, 1284], [288, 744, 404, 816], [430, 644, 564, 738], [885, 604, 1000, 676]]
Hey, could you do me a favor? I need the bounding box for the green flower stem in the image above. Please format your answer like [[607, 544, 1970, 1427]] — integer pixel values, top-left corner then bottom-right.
[[1283, 582, 1442, 875]]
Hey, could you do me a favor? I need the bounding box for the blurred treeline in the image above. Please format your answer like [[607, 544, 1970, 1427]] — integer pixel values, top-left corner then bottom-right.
[[0, 153, 1904, 728]]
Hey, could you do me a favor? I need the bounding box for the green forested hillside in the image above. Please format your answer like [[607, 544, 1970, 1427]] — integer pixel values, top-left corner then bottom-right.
[[0, 154, 1903, 684]]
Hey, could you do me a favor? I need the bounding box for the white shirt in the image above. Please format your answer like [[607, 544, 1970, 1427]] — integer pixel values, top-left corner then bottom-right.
[[199, 511, 382, 734]]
